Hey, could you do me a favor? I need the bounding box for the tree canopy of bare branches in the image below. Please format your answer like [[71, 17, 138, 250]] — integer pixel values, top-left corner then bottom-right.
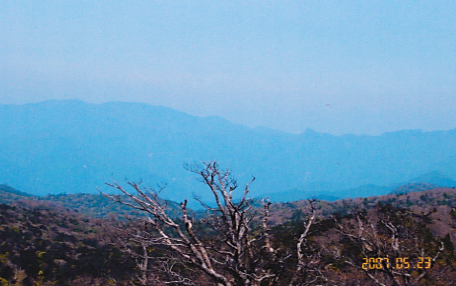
[[101, 161, 317, 286]]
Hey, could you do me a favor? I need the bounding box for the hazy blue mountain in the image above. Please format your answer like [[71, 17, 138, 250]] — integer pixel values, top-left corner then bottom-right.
[[265, 184, 394, 203], [406, 171, 456, 187], [388, 171, 456, 195], [263, 188, 342, 202], [268, 171, 456, 202], [2, 100, 456, 205], [0, 184, 33, 197], [333, 184, 394, 199], [390, 183, 441, 195]]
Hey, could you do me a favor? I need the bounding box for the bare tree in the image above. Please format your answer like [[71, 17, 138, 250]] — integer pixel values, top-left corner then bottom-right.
[[99, 217, 194, 285], [101, 161, 317, 286], [288, 200, 322, 286]]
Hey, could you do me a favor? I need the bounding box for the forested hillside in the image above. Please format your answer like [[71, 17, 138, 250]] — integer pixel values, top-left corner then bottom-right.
[[1, 182, 455, 285], [0, 202, 135, 285], [0, 184, 182, 219]]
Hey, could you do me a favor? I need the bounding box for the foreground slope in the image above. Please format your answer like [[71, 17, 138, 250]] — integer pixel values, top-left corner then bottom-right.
[[1, 187, 455, 285]]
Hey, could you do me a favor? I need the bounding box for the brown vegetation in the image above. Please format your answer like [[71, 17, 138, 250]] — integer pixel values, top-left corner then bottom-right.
[[1, 170, 456, 285]]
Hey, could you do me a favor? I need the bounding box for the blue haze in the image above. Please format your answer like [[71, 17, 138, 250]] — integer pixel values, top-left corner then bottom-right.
[[1, 101, 456, 205]]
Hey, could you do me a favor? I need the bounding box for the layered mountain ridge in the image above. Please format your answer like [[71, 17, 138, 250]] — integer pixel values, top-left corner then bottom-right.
[[1, 100, 456, 204]]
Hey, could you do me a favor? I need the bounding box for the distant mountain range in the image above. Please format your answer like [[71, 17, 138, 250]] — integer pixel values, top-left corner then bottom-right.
[[1, 100, 456, 205], [264, 171, 456, 202]]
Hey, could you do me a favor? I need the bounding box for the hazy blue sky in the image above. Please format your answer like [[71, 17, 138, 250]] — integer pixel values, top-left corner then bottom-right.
[[1, 0, 455, 135]]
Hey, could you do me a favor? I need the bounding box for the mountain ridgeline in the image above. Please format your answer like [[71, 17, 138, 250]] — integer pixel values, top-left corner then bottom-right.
[[1, 100, 456, 203]]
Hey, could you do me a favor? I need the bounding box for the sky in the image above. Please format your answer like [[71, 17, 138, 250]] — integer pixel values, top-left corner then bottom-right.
[[1, 0, 456, 135]]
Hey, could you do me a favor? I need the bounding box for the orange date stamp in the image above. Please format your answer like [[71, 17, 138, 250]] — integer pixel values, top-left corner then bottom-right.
[[362, 257, 431, 270]]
